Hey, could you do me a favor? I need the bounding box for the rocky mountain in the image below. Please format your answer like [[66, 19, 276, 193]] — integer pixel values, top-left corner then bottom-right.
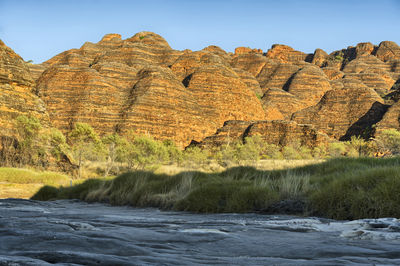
[[0, 40, 49, 149], [1, 32, 400, 149]]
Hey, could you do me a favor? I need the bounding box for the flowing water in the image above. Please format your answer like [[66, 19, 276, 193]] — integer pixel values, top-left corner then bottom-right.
[[0, 199, 399, 265]]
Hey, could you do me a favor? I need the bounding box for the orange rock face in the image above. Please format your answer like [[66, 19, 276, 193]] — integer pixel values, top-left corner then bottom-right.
[[2, 34, 400, 151], [265, 44, 308, 63], [35, 32, 265, 147], [234, 47, 263, 55], [197, 120, 329, 149], [0, 40, 49, 138], [285, 65, 332, 108], [292, 79, 386, 140], [375, 41, 400, 62]]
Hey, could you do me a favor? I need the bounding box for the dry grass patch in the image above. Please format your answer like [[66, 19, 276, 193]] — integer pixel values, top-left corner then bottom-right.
[[0, 167, 71, 199]]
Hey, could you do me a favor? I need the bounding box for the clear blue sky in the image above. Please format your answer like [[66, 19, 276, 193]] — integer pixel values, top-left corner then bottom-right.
[[1, 0, 399, 63]]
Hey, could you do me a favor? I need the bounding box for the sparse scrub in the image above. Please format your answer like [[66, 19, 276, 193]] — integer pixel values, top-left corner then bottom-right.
[[327, 142, 347, 157], [182, 146, 210, 168], [262, 143, 283, 159]]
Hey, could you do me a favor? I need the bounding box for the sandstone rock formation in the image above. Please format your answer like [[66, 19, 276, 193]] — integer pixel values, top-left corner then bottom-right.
[[285, 65, 332, 108], [375, 101, 400, 132], [292, 79, 386, 140], [0, 40, 49, 138], [234, 47, 263, 55], [197, 120, 329, 149], [265, 44, 308, 63], [375, 41, 400, 62], [2, 33, 400, 152], [261, 88, 302, 120], [35, 32, 265, 147], [310, 48, 328, 67], [257, 62, 300, 91]]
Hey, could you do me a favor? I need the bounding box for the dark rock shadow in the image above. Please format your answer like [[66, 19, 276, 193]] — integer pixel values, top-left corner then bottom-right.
[[340, 101, 390, 140], [182, 74, 193, 88]]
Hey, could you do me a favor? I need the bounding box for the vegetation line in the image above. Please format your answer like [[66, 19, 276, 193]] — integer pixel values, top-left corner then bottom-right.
[[33, 157, 400, 220]]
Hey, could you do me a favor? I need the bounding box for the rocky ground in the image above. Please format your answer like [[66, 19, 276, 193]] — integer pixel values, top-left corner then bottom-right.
[[1, 199, 400, 265]]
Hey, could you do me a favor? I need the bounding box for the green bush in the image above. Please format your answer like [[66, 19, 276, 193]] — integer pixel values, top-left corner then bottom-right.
[[162, 140, 183, 165], [375, 129, 400, 155], [327, 142, 346, 157], [235, 135, 265, 164], [282, 146, 302, 159], [127, 135, 169, 170], [263, 143, 283, 159], [183, 146, 209, 168], [312, 145, 327, 159]]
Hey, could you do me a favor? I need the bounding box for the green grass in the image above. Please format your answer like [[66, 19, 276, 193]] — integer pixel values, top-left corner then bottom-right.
[[32, 157, 400, 220]]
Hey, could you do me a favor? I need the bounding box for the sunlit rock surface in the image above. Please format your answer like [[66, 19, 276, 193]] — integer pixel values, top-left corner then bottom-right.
[[2, 34, 400, 149]]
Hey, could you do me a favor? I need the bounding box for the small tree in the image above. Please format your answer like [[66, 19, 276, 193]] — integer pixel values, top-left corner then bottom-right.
[[162, 139, 183, 165], [69, 123, 101, 178], [127, 135, 168, 170], [15, 115, 42, 166], [281, 141, 303, 159], [102, 134, 129, 176], [215, 142, 238, 167], [44, 128, 70, 161]]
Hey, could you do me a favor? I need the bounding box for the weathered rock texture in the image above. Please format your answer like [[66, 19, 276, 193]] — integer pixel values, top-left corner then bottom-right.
[[34, 32, 265, 147], [2, 34, 400, 150], [292, 79, 386, 140], [197, 120, 329, 148], [0, 40, 49, 139]]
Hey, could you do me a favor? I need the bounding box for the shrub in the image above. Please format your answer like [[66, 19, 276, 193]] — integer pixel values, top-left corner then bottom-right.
[[312, 144, 327, 159], [346, 135, 369, 157], [375, 129, 400, 155], [128, 135, 168, 170], [235, 135, 265, 164], [162, 140, 183, 165], [183, 146, 209, 168], [215, 144, 238, 167], [327, 142, 346, 157], [262, 143, 283, 159], [255, 93, 263, 100], [282, 146, 301, 159]]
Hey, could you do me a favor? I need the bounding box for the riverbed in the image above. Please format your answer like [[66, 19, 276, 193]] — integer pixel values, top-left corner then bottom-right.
[[0, 199, 399, 265]]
